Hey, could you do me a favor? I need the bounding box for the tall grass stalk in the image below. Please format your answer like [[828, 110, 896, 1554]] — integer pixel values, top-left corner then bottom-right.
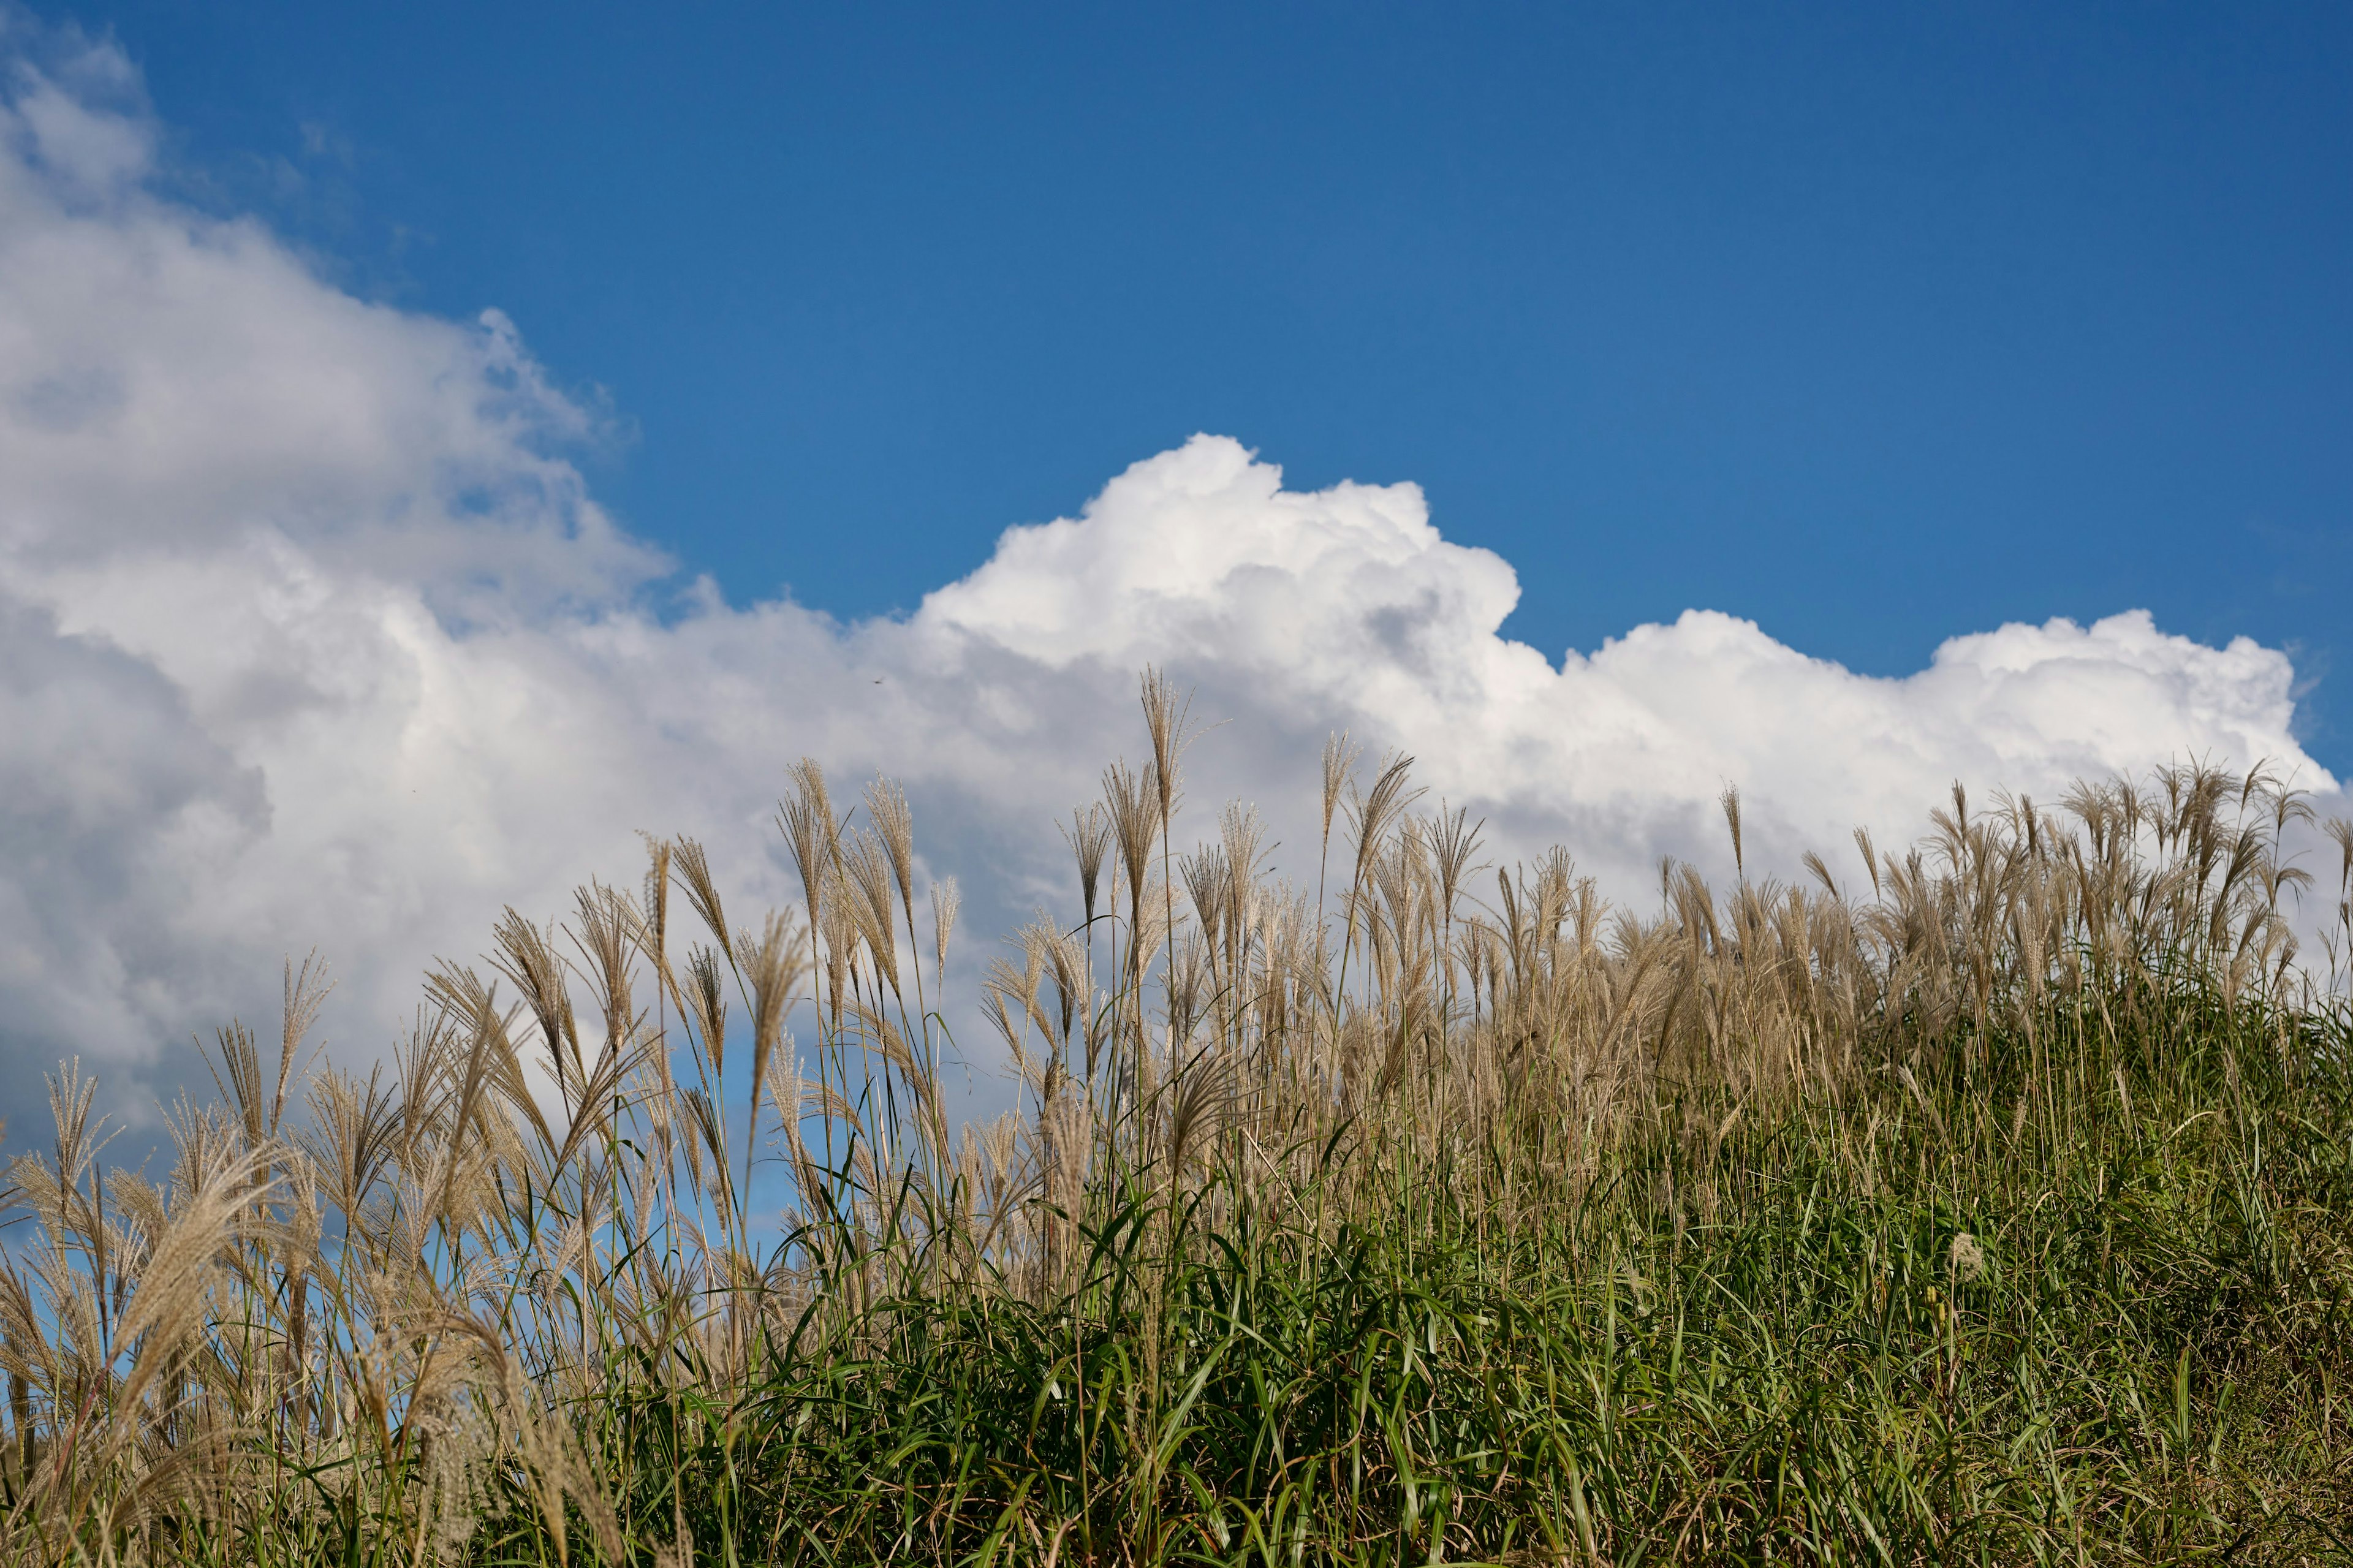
[[5, 675, 2353, 1564]]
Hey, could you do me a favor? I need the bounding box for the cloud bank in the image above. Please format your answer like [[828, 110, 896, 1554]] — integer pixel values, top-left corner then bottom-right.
[[0, 38, 2337, 1124]]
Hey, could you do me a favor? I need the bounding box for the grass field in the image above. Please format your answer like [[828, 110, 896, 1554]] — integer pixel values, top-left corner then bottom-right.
[[6, 672, 2353, 1564]]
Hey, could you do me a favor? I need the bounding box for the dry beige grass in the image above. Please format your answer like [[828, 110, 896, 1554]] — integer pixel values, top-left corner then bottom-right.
[[0, 668, 2347, 1562]]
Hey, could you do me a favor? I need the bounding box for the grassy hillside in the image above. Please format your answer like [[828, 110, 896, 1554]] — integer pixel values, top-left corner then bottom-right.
[[6, 675, 2353, 1564]]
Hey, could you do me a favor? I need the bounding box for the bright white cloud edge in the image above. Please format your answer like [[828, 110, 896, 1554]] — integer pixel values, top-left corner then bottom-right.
[[0, 37, 2340, 1126]]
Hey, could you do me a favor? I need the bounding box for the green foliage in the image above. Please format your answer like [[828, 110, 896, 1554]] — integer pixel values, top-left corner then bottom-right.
[[506, 1002, 2353, 1566], [6, 679, 2353, 1564]]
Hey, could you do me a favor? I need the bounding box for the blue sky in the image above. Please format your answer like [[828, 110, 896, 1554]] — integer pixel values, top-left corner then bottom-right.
[[0, 4, 2346, 1130], [51, 0, 2353, 768]]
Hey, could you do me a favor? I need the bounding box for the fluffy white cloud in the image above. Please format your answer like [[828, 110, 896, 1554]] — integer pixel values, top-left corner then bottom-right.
[[0, 39, 2339, 1127]]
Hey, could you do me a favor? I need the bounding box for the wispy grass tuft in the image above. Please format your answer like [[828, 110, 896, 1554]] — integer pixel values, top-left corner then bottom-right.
[[5, 672, 2353, 1564]]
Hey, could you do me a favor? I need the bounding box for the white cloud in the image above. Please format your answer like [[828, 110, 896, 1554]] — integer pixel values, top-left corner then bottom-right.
[[0, 39, 2339, 1127]]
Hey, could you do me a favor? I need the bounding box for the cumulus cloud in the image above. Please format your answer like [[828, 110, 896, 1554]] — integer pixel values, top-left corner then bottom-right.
[[0, 37, 2339, 1130]]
